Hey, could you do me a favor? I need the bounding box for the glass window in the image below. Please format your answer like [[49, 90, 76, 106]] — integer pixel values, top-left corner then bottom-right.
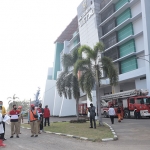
[[143, 98, 150, 104], [115, 0, 129, 11], [118, 23, 134, 42], [136, 98, 144, 104], [100, 0, 111, 9], [116, 8, 132, 25], [121, 56, 138, 74], [119, 39, 136, 58], [101, 5, 115, 22], [130, 99, 134, 104]]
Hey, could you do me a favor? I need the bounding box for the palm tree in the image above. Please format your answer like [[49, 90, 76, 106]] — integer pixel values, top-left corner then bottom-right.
[[7, 94, 19, 110], [74, 42, 118, 125], [56, 49, 80, 120]]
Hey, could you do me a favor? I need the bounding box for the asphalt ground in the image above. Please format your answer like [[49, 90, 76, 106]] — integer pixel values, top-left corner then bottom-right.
[[2, 117, 150, 150]]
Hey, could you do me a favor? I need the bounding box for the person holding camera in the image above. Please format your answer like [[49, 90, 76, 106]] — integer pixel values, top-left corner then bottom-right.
[[28, 104, 39, 137], [88, 103, 96, 129]]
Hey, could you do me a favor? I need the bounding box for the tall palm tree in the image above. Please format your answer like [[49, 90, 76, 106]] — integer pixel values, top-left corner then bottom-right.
[[56, 49, 80, 120], [7, 94, 19, 110], [74, 42, 118, 125]]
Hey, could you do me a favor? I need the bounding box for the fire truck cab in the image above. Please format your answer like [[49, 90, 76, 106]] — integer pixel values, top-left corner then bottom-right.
[[101, 89, 150, 119]]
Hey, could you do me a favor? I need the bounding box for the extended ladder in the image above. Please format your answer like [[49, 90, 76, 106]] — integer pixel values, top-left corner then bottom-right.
[[101, 89, 148, 101]]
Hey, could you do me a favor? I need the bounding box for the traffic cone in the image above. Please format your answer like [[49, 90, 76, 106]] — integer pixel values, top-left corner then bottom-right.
[[0, 139, 6, 147]]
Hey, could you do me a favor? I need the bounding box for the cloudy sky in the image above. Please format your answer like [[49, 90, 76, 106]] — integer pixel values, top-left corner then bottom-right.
[[0, 0, 82, 107]]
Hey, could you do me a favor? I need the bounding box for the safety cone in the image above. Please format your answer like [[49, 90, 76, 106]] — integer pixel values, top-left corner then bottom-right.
[[0, 139, 6, 147]]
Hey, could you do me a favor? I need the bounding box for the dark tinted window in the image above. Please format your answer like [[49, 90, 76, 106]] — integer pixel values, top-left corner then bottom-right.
[[130, 99, 134, 104], [103, 32, 117, 49], [100, 0, 111, 9], [101, 5, 115, 22], [102, 18, 116, 35]]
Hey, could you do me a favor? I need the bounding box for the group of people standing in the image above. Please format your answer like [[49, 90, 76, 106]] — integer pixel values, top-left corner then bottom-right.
[[28, 103, 50, 137], [0, 101, 50, 148]]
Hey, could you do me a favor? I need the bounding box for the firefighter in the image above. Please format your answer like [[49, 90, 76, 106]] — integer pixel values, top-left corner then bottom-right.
[[117, 106, 121, 122], [121, 107, 124, 120]]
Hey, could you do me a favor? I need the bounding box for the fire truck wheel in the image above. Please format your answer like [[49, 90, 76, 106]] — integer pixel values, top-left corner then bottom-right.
[[103, 112, 108, 118], [124, 110, 130, 119]]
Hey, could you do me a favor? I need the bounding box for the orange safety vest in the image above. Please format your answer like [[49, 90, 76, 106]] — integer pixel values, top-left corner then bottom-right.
[[29, 110, 37, 121]]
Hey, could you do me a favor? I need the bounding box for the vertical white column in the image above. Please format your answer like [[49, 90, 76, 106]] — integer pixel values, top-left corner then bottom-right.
[[141, 0, 150, 95]]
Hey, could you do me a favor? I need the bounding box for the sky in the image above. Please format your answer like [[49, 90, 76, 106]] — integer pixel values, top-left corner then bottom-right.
[[0, 0, 82, 107]]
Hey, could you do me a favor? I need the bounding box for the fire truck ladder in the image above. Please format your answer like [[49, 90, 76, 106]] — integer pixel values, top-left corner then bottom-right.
[[100, 89, 148, 101]]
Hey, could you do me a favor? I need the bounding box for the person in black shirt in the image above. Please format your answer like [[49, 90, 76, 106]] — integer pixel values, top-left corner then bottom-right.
[[88, 103, 96, 129]]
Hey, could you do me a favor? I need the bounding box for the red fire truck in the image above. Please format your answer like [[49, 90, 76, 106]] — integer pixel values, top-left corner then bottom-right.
[[101, 89, 150, 118], [78, 103, 87, 115]]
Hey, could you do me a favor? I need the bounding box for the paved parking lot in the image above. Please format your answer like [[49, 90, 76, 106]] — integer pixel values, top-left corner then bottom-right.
[[3, 117, 150, 150]]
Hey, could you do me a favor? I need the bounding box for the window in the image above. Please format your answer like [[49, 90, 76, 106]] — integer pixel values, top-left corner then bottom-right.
[[121, 56, 138, 73], [135, 98, 143, 104], [103, 32, 117, 49], [102, 18, 116, 35], [130, 99, 135, 104], [116, 8, 132, 25], [100, 0, 111, 9], [119, 39, 136, 57], [101, 5, 115, 22], [115, 0, 129, 11], [143, 98, 150, 104], [104, 47, 119, 60], [118, 23, 134, 42]]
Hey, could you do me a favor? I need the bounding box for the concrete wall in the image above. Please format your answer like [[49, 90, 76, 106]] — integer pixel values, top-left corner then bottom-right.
[[120, 82, 135, 91], [131, 0, 141, 17], [135, 35, 144, 53], [42, 80, 56, 116], [59, 97, 76, 117], [141, 0, 150, 95], [135, 78, 147, 89], [77, 0, 100, 47]]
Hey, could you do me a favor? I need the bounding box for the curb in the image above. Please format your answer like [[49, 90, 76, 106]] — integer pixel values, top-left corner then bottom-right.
[[21, 126, 94, 141], [102, 122, 118, 141], [21, 121, 117, 142]]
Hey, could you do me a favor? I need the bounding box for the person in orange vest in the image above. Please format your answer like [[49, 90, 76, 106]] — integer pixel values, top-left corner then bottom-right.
[[17, 106, 23, 134], [28, 104, 39, 137], [120, 107, 124, 120], [117, 106, 121, 122]]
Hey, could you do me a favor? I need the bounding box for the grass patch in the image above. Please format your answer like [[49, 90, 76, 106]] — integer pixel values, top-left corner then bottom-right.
[[22, 121, 113, 142]]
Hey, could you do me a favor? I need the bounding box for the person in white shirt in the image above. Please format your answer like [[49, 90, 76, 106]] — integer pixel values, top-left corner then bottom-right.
[[108, 105, 116, 124]]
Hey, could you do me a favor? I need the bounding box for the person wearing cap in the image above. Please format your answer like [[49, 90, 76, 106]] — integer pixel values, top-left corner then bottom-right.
[[9, 104, 20, 138], [28, 104, 39, 137], [37, 103, 44, 133], [17, 106, 23, 134], [0, 101, 6, 141], [88, 103, 96, 129]]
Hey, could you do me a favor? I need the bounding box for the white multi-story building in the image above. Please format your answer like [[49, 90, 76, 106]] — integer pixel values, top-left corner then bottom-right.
[[43, 0, 150, 116]]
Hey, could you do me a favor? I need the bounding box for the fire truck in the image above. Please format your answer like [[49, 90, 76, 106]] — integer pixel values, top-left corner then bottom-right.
[[78, 103, 87, 115], [101, 89, 150, 118]]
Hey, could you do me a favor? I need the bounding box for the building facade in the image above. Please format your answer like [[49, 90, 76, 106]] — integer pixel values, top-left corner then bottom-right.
[[43, 0, 150, 116]]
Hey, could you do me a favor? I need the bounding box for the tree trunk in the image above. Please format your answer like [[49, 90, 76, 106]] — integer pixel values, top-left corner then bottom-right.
[[95, 65, 103, 126], [76, 98, 79, 120]]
